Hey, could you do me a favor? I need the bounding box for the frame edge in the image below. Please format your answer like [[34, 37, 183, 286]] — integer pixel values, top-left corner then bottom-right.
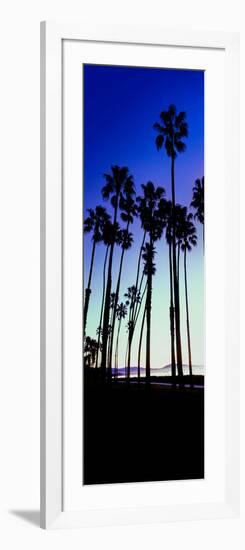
[[40, 21, 240, 528]]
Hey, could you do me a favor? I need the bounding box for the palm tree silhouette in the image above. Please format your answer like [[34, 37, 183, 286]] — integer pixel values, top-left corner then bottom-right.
[[84, 206, 110, 334], [125, 229, 146, 379], [108, 191, 136, 372], [95, 220, 119, 369], [137, 182, 165, 380], [114, 302, 128, 377], [107, 292, 117, 368], [124, 284, 144, 378], [100, 166, 135, 377], [108, 228, 133, 370], [161, 199, 176, 378], [174, 204, 185, 283], [154, 104, 188, 376], [142, 242, 157, 380], [178, 208, 197, 376], [84, 336, 99, 368], [191, 177, 204, 246], [137, 304, 146, 380]]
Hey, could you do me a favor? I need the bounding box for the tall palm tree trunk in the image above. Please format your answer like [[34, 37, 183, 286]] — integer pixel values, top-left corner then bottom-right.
[[108, 222, 130, 372], [107, 305, 114, 371], [127, 233, 146, 378], [132, 231, 146, 321], [171, 155, 183, 376], [126, 341, 132, 380], [145, 239, 153, 381], [126, 274, 146, 380], [125, 340, 129, 377], [138, 305, 146, 380], [177, 242, 180, 283], [101, 204, 119, 377], [102, 247, 114, 375], [127, 275, 144, 378], [168, 242, 176, 377], [145, 276, 152, 380], [107, 331, 112, 368], [114, 318, 122, 378], [84, 239, 96, 334], [133, 278, 147, 330], [126, 315, 133, 380], [108, 248, 124, 370], [95, 245, 109, 368], [184, 249, 192, 377]]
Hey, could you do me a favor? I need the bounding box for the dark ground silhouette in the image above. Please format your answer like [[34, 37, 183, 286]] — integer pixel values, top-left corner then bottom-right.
[[84, 369, 204, 485]]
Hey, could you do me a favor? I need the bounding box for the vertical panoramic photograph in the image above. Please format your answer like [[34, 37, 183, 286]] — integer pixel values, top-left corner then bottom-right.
[[83, 64, 204, 485]]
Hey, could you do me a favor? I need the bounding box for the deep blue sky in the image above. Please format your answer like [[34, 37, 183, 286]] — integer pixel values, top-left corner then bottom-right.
[[84, 64, 204, 368]]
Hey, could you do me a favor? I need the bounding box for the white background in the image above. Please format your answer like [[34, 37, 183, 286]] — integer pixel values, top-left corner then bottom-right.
[[0, 0, 244, 548]]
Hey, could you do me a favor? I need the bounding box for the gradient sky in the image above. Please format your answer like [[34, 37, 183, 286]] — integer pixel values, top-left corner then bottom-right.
[[84, 64, 204, 369]]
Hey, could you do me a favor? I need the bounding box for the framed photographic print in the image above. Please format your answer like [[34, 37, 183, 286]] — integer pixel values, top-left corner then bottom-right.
[[40, 22, 240, 529]]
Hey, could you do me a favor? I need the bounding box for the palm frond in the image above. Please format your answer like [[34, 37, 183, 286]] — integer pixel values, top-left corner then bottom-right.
[[155, 134, 164, 151], [175, 139, 186, 153], [153, 122, 164, 133]]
